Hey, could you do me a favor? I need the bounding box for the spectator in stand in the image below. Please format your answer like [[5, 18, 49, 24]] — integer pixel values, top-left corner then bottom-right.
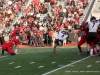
[[70, 0, 75, 6], [66, 0, 70, 5], [0, 32, 4, 45], [74, 28, 79, 45], [0, 0, 89, 47], [48, 27, 54, 46], [50, 0, 55, 6]]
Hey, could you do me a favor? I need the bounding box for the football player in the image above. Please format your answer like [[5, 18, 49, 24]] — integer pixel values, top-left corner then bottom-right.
[[1, 41, 15, 55], [53, 28, 68, 54], [86, 16, 100, 56], [1, 36, 20, 55], [77, 21, 88, 54]]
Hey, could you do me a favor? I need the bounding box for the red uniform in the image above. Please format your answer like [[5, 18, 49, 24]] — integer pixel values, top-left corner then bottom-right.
[[2, 41, 16, 55], [78, 26, 88, 46], [10, 28, 20, 39], [77, 21, 88, 54], [97, 26, 100, 42], [13, 37, 20, 45]]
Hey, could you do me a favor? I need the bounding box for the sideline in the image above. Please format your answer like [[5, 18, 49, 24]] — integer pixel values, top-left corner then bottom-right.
[[42, 56, 91, 75]]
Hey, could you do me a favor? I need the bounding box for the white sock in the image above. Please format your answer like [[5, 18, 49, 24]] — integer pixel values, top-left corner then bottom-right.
[[90, 49, 93, 55], [15, 49, 18, 53]]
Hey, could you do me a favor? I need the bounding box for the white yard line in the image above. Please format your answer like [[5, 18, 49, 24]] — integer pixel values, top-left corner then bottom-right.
[[0, 55, 8, 58], [42, 56, 91, 75]]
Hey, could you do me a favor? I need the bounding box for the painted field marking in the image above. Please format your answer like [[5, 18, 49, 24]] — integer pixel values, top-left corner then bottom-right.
[[9, 62, 15, 64], [95, 61, 100, 63], [29, 62, 35, 64], [87, 65, 92, 67], [68, 65, 74, 67], [71, 61, 75, 62], [15, 66, 21, 68], [38, 66, 44, 68], [42, 56, 91, 75], [51, 62, 56, 64]]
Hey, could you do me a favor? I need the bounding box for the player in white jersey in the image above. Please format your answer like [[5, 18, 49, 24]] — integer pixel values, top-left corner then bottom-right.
[[53, 29, 68, 54], [86, 16, 100, 56]]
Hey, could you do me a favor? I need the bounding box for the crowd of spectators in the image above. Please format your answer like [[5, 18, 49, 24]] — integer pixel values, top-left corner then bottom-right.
[[0, 0, 89, 47]]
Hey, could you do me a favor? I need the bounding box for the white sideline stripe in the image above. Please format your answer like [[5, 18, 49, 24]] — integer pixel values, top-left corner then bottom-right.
[[42, 56, 91, 75]]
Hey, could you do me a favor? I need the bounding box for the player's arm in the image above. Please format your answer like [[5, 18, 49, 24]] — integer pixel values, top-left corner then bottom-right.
[[84, 22, 88, 28], [11, 42, 16, 50]]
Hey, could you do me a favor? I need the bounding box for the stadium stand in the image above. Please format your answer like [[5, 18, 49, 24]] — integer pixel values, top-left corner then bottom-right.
[[0, 0, 96, 47]]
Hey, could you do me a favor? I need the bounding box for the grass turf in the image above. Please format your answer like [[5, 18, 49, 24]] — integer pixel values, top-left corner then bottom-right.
[[0, 47, 100, 75]]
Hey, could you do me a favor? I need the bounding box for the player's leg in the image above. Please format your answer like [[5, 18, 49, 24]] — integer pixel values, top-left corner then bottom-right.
[[8, 47, 16, 55], [14, 44, 19, 54], [93, 47, 98, 55], [77, 38, 85, 54], [87, 44, 91, 56], [1, 47, 7, 55], [1, 50, 4, 55], [53, 39, 58, 54], [90, 41, 95, 56], [87, 33, 92, 56], [93, 35, 100, 56]]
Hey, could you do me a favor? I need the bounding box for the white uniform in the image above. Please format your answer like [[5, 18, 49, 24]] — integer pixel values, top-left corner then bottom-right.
[[57, 29, 68, 40], [87, 20, 100, 44], [88, 21, 100, 32]]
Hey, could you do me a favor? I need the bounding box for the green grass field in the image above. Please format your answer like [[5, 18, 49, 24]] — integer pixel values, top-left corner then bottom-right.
[[0, 47, 100, 75]]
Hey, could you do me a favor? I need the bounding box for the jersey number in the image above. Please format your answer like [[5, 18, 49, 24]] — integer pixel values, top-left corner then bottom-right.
[[92, 22, 95, 28], [61, 35, 64, 38]]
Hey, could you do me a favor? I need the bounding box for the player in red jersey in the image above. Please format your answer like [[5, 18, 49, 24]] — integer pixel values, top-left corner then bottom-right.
[[1, 40, 16, 55], [97, 23, 100, 55], [1, 36, 20, 55], [13, 36, 20, 54], [10, 26, 20, 39], [77, 21, 88, 54]]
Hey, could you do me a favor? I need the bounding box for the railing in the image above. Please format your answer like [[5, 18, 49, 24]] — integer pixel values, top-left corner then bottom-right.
[[79, 0, 93, 23], [83, 0, 96, 21]]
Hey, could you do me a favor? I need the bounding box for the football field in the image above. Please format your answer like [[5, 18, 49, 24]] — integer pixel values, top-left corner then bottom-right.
[[0, 47, 100, 75]]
